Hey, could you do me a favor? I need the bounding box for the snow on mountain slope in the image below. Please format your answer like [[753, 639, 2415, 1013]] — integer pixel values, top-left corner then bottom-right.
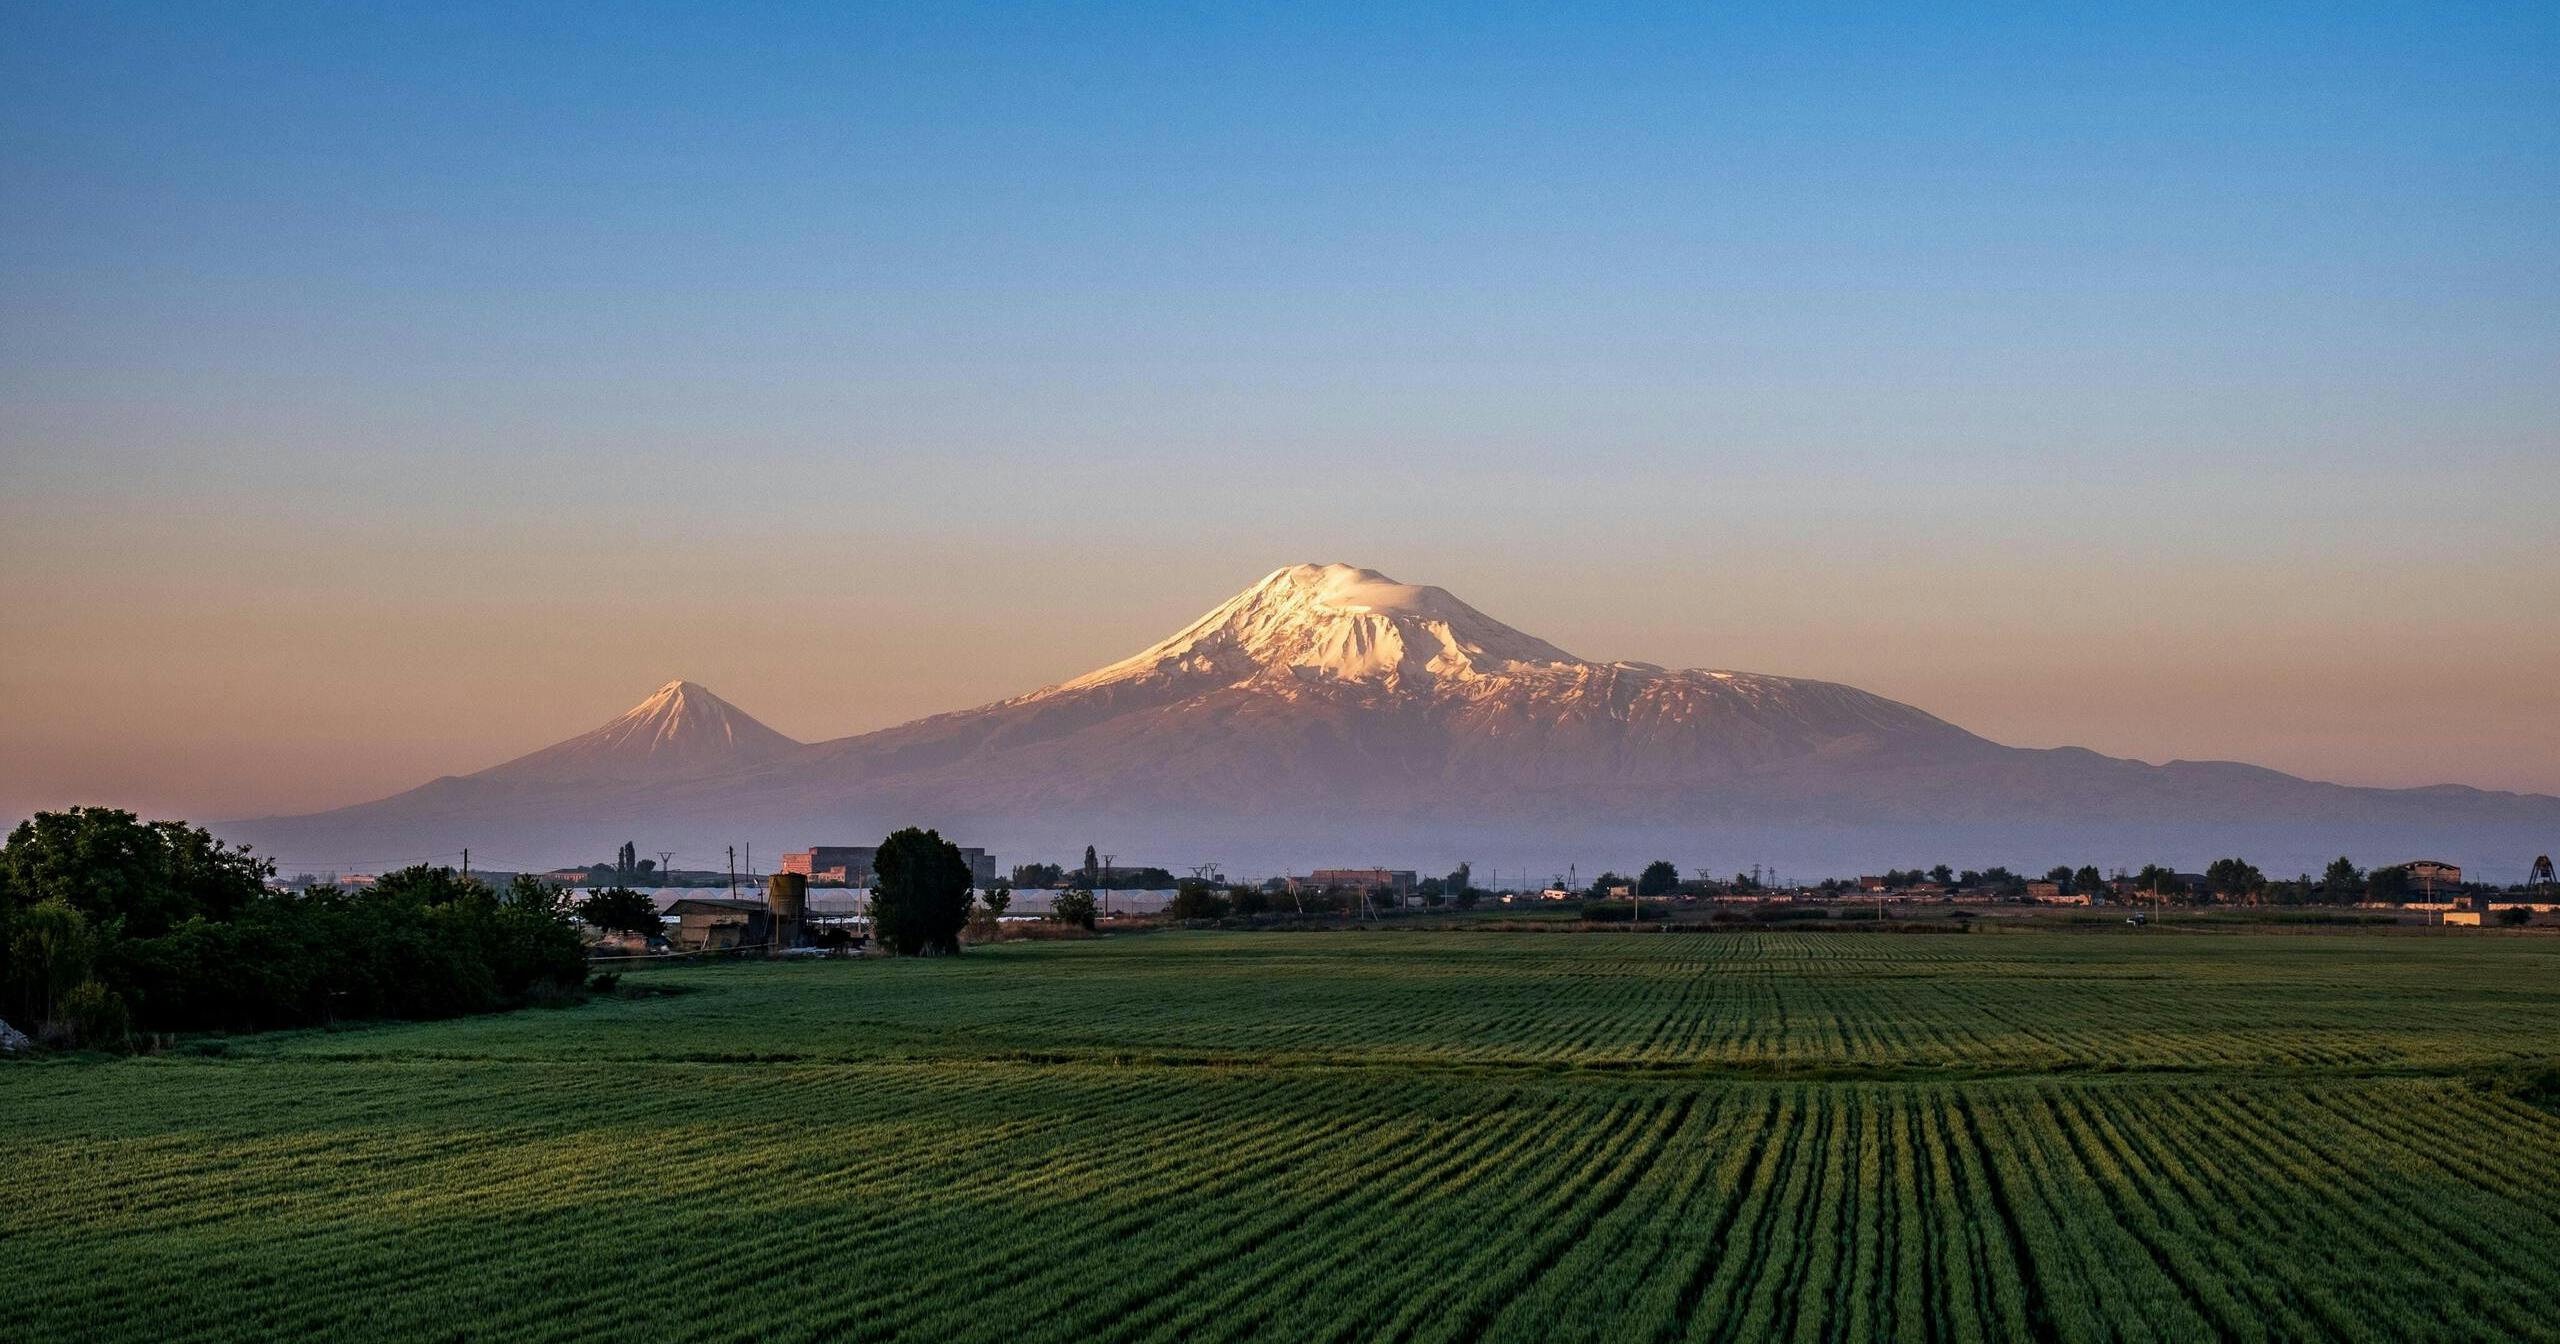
[[742, 566, 1992, 827], [1054, 563, 1583, 695], [974, 562, 1974, 765]]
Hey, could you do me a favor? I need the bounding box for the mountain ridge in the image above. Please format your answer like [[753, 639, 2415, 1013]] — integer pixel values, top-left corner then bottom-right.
[[222, 565, 2560, 878]]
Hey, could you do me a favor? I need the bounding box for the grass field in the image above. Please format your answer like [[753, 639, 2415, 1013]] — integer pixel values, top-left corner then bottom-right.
[[10, 929, 2560, 1341]]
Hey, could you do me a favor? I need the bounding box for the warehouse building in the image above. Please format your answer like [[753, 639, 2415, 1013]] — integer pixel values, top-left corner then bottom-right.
[[780, 844, 996, 888]]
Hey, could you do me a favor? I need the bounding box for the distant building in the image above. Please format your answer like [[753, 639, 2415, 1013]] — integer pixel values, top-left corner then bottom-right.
[[666, 898, 771, 951], [2401, 860, 2462, 892], [1539, 887, 1574, 901], [1304, 868, 1418, 896], [781, 844, 996, 888], [2025, 881, 2061, 902]]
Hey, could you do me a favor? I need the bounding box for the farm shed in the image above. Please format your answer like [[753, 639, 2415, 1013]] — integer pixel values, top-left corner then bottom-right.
[[666, 898, 771, 952]]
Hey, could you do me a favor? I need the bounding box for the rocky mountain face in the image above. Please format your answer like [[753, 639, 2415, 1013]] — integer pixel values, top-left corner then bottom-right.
[[225, 565, 2560, 879]]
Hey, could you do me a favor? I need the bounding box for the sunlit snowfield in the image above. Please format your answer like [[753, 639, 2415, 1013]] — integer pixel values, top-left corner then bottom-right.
[[11, 930, 2560, 1342]]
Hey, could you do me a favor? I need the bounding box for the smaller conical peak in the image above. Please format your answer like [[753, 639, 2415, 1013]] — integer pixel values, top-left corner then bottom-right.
[[611, 679, 770, 738], [474, 678, 801, 782]]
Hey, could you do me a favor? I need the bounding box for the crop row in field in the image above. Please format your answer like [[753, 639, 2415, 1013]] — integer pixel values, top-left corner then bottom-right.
[[238, 931, 2560, 1074], [9, 1058, 2560, 1343]]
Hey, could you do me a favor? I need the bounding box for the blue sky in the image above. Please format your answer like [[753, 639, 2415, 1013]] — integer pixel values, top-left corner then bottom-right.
[[3, 2, 2556, 817]]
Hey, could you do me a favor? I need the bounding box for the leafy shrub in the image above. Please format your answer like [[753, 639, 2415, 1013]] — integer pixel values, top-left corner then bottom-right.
[[1164, 883, 1232, 921], [60, 979, 130, 1050], [1050, 888, 1097, 930]]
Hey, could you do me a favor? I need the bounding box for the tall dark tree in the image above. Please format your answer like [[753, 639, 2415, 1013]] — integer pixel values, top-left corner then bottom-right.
[[1083, 844, 1100, 882], [2072, 865, 2105, 895], [872, 828, 973, 955], [2321, 856, 2363, 895], [1637, 861, 1679, 897]]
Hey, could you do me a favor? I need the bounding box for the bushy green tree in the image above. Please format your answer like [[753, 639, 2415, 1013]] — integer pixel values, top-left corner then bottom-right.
[[979, 883, 1013, 919], [1165, 881, 1231, 921], [2206, 857, 2267, 904], [2072, 865, 2105, 896], [0, 807, 268, 939], [1638, 861, 1679, 897], [2135, 865, 2186, 898], [577, 887, 663, 937], [1051, 887, 1097, 930], [871, 828, 973, 956]]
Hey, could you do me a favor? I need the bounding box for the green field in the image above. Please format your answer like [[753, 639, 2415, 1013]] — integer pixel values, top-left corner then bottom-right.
[[11, 929, 2560, 1341]]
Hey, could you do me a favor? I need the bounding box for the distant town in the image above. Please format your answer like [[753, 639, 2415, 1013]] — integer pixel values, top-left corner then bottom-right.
[[259, 835, 2560, 957]]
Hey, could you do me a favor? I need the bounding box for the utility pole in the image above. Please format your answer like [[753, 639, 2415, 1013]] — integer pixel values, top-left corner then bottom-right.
[[1102, 853, 1115, 918], [657, 850, 676, 886], [728, 845, 738, 899], [461, 848, 469, 882]]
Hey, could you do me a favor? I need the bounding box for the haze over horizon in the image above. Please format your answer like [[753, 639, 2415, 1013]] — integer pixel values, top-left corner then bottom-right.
[[5, 3, 2557, 831]]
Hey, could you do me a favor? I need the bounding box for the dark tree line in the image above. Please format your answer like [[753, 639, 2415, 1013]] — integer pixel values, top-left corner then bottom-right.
[[2, 809, 588, 1048]]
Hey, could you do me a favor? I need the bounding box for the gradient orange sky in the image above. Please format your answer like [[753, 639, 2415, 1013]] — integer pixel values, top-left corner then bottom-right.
[[5, 4, 2557, 827]]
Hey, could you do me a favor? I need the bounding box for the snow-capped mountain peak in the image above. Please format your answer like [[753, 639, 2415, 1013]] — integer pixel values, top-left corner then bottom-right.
[[1054, 562, 1583, 695]]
